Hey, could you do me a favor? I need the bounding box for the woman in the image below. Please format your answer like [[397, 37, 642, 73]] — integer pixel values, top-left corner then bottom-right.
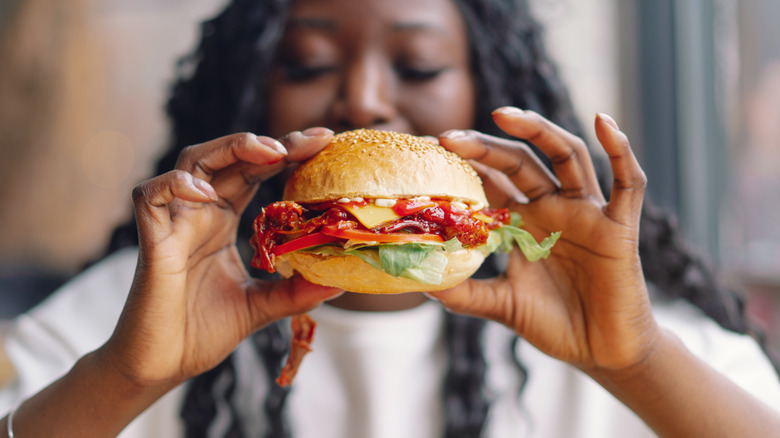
[[2, 0, 779, 436]]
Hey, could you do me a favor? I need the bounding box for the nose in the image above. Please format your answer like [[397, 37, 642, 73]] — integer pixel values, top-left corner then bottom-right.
[[331, 55, 397, 130]]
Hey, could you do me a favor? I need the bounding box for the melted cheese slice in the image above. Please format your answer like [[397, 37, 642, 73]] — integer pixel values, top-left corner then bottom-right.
[[343, 203, 401, 229], [472, 212, 493, 223]]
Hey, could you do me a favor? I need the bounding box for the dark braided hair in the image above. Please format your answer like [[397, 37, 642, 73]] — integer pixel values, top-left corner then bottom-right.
[[98, 0, 776, 436]]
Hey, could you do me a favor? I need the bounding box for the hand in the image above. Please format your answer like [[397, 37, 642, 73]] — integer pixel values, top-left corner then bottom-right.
[[428, 108, 660, 372], [101, 128, 343, 388]]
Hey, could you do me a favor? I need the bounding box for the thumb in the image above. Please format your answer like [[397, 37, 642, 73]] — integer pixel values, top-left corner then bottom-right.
[[426, 276, 514, 324], [245, 276, 344, 330]]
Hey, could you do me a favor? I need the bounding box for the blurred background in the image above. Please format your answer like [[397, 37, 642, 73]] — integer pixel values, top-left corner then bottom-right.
[[1, 0, 779, 357]]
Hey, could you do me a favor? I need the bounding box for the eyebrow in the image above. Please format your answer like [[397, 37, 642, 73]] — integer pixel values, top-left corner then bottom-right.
[[392, 21, 447, 35], [287, 16, 447, 35]]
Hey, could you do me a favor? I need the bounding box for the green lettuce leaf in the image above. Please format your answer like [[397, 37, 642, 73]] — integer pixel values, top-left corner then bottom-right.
[[390, 248, 448, 285], [482, 212, 559, 261], [306, 242, 448, 285], [489, 225, 560, 261], [302, 212, 559, 284], [378, 243, 435, 276]]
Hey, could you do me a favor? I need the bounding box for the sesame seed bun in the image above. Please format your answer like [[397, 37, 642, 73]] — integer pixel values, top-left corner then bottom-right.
[[278, 129, 489, 294], [282, 129, 488, 207], [279, 248, 485, 294]]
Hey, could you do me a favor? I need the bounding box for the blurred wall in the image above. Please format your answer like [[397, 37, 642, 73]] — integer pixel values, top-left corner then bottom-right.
[[726, 0, 780, 356], [0, 0, 227, 273], [530, 0, 619, 150]]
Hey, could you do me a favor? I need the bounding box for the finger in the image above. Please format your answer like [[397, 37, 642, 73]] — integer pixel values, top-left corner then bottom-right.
[[492, 107, 603, 200], [426, 276, 513, 324], [439, 129, 559, 201], [172, 133, 288, 214], [245, 276, 344, 330], [470, 160, 529, 207], [176, 132, 288, 181], [199, 128, 335, 214], [214, 127, 335, 212], [595, 113, 647, 225], [132, 170, 217, 231], [279, 127, 336, 163]]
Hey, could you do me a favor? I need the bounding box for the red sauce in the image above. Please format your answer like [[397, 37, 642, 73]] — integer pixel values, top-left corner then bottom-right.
[[250, 199, 511, 273], [379, 202, 490, 247], [306, 199, 368, 211], [392, 198, 436, 216]]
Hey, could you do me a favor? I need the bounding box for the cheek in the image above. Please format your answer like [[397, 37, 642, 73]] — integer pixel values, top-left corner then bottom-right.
[[400, 71, 476, 134], [266, 80, 337, 138]]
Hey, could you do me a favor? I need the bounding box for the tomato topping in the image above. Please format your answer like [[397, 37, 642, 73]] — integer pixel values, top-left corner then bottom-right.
[[322, 226, 444, 243], [271, 232, 341, 257], [392, 198, 437, 216]]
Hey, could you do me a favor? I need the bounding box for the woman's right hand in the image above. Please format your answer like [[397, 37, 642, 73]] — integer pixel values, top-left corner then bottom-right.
[[100, 128, 343, 389]]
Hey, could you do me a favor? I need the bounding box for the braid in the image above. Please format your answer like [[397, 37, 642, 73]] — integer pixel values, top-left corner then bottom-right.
[[252, 321, 294, 438], [180, 356, 244, 438], [639, 203, 780, 374], [102, 0, 291, 256], [442, 313, 489, 437], [165, 0, 290, 152], [639, 204, 745, 330], [454, 0, 583, 140], [180, 320, 294, 438]]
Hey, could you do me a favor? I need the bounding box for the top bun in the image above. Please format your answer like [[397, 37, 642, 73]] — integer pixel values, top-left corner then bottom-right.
[[283, 129, 488, 206]]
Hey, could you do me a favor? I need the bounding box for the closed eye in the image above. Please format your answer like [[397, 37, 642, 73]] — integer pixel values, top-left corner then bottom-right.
[[280, 63, 339, 82], [395, 66, 448, 82]]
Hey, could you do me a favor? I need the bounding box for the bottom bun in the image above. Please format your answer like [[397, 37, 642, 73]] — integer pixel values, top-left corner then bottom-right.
[[281, 249, 486, 294]]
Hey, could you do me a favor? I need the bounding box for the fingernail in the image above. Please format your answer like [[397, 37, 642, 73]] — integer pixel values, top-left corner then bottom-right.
[[440, 129, 471, 140], [258, 136, 287, 155], [598, 113, 619, 130], [193, 178, 218, 201], [492, 106, 524, 116], [301, 127, 334, 137]]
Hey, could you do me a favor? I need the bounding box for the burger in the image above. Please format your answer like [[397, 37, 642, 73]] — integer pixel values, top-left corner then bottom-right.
[[252, 129, 560, 386], [250, 128, 559, 294]]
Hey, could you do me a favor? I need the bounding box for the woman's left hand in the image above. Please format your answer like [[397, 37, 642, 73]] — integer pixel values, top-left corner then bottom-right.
[[428, 107, 659, 372]]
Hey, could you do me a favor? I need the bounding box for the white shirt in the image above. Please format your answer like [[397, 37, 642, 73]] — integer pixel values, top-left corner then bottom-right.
[[1, 248, 779, 437]]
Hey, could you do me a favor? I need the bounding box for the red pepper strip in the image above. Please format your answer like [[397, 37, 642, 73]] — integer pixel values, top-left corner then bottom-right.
[[322, 225, 444, 243], [271, 232, 341, 257]]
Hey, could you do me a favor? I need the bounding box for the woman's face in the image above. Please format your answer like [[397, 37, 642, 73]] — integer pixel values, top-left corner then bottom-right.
[[266, 0, 475, 137]]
